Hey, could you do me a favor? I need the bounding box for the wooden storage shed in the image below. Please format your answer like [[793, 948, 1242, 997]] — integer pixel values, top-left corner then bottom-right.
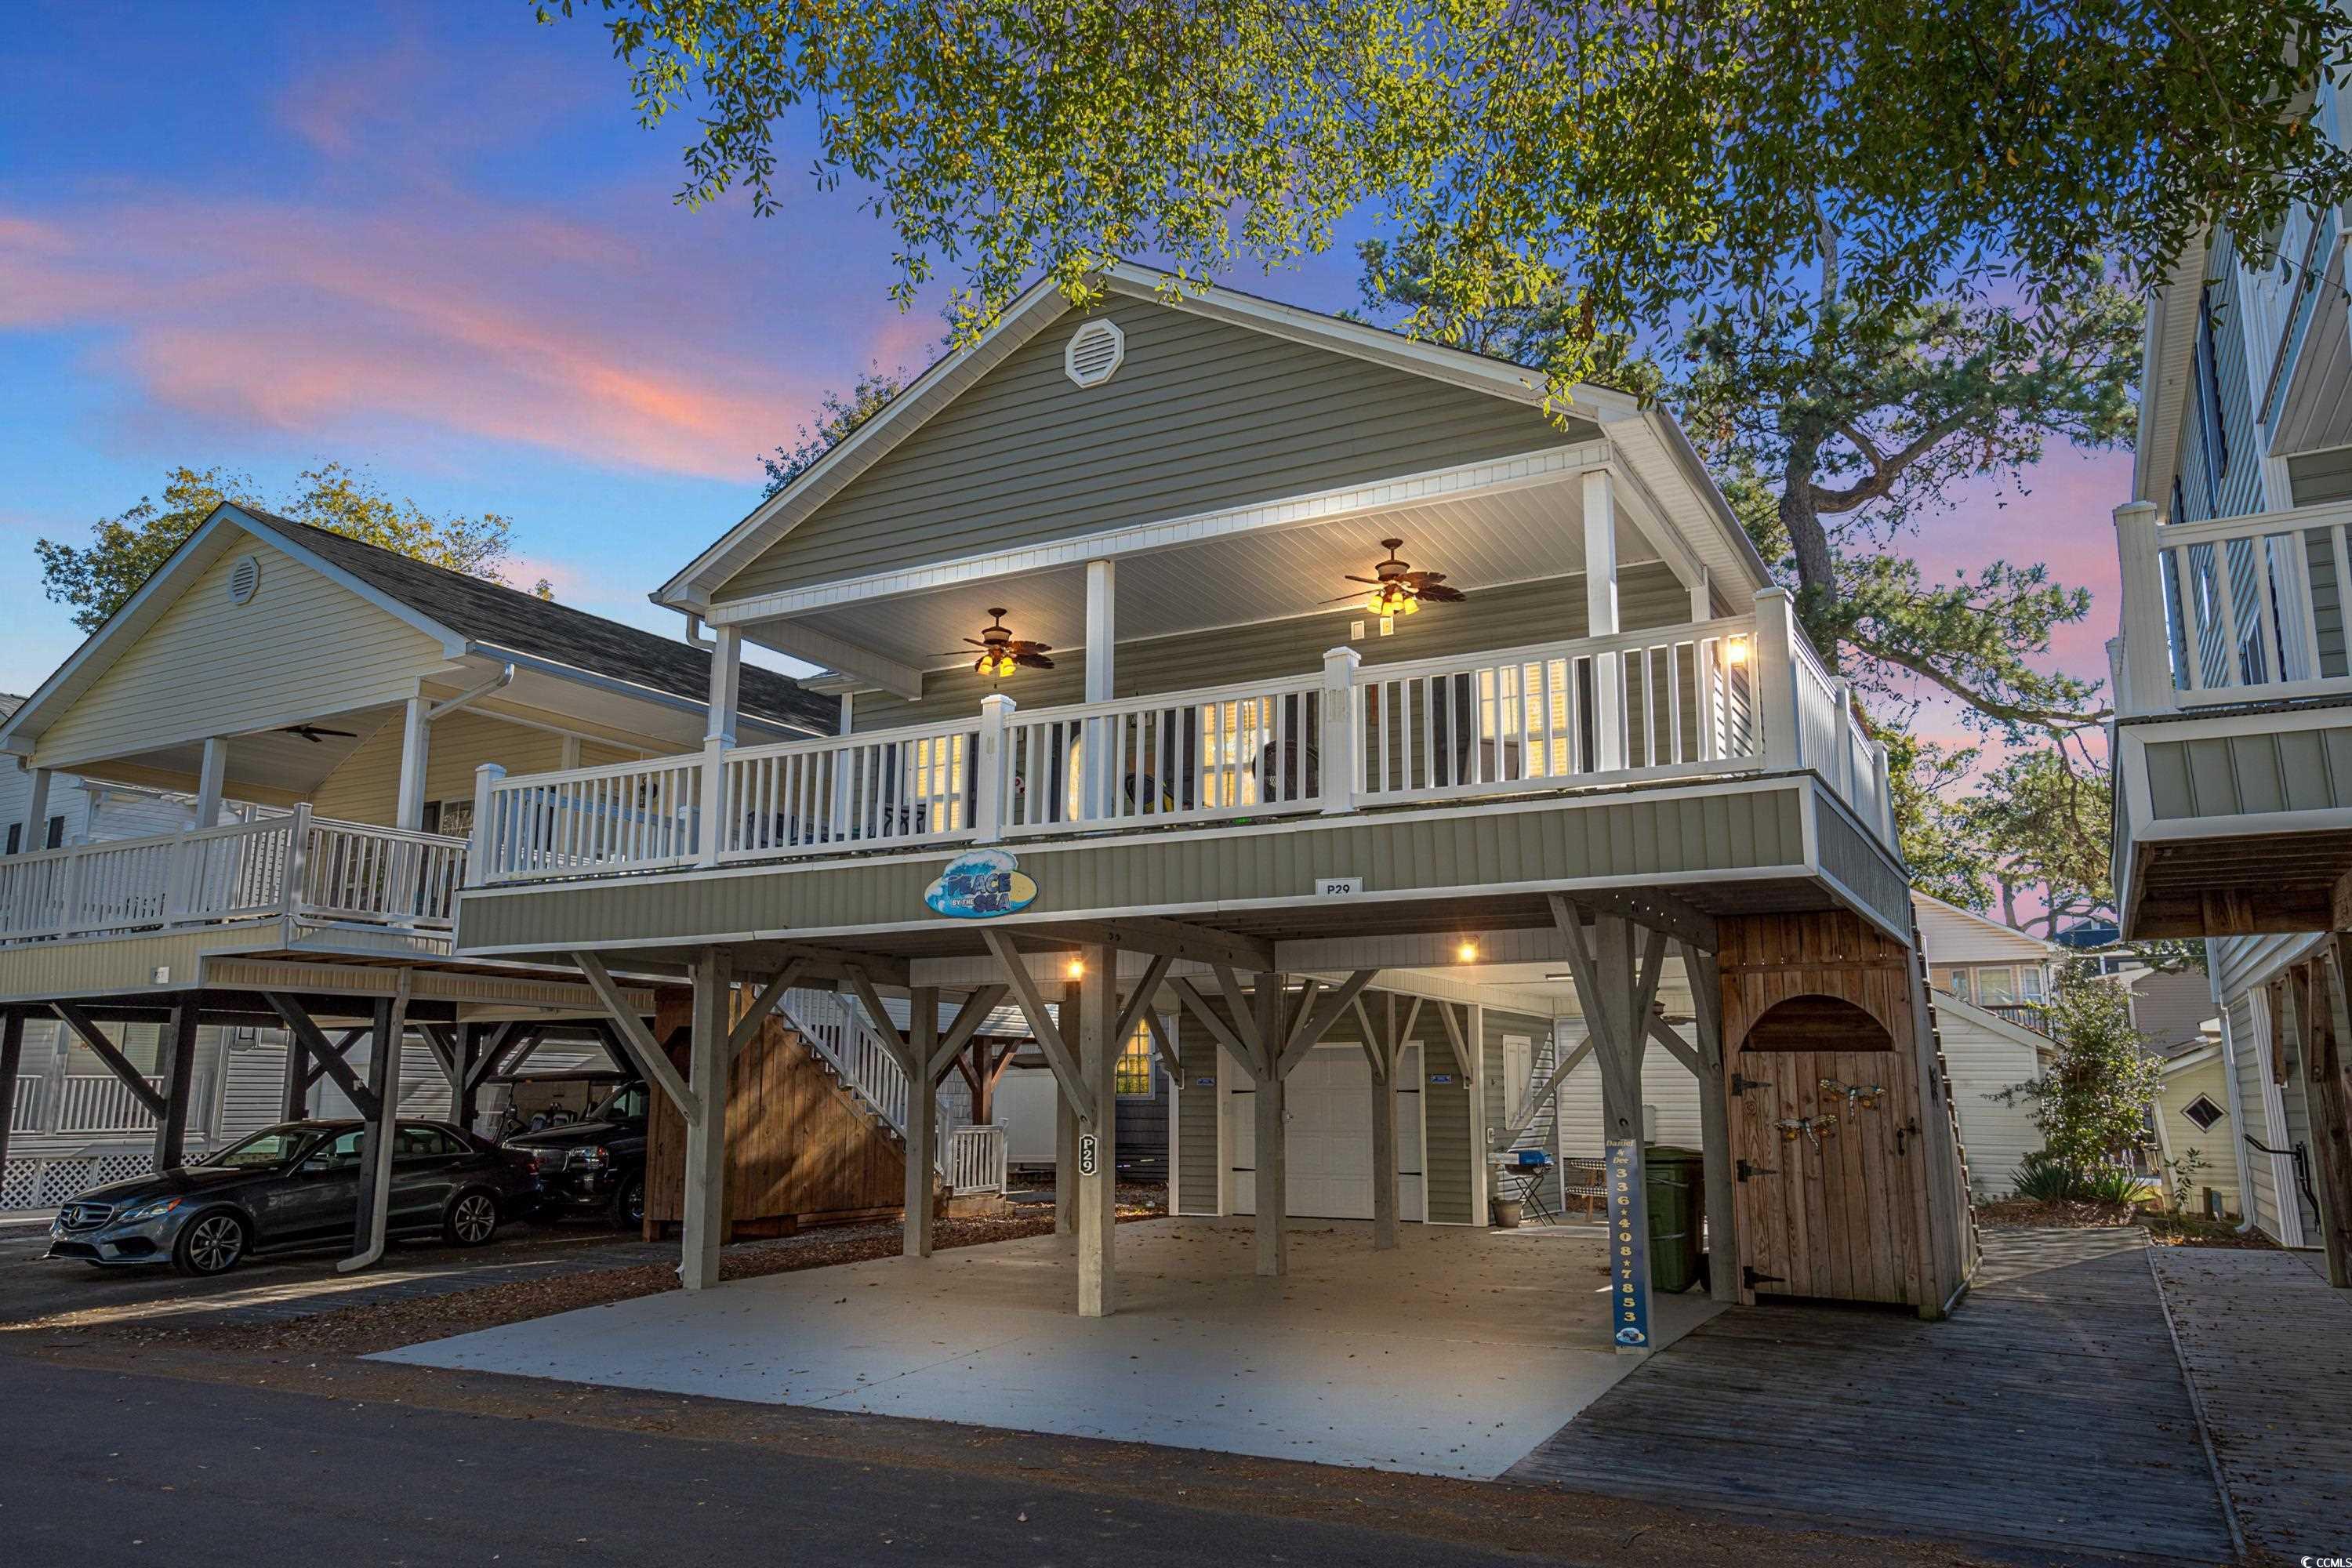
[[642, 988, 919, 1241]]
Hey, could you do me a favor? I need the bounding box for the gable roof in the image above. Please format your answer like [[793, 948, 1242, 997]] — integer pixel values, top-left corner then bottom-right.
[[1911, 891, 2063, 963], [2, 505, 832, 755], [658, 261, 1771, 616]]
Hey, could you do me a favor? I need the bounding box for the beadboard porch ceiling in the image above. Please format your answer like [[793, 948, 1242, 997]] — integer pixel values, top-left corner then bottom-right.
[[766, 474, 1662, 681]]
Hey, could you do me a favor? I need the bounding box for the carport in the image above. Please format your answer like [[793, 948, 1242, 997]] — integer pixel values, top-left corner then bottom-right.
[[374, 1216, 1726, 1478]]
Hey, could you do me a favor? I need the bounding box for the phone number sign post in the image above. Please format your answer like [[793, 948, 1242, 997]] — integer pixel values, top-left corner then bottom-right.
[[1606, 1138, 1651, 1352]]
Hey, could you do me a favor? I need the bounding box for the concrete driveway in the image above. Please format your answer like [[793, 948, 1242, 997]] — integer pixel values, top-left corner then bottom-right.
[[375, 1218, 1726, 1478]]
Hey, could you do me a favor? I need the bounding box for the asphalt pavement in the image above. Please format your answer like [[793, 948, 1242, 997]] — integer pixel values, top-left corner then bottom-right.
[[0, 1357, 1558, 1568]]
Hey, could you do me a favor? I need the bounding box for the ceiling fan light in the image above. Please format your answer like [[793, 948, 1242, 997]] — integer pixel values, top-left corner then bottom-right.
[[1400, 594, 1420, 615]]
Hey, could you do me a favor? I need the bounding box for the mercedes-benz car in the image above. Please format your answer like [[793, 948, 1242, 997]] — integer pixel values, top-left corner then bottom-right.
[[45, 1120, 539, 1276]]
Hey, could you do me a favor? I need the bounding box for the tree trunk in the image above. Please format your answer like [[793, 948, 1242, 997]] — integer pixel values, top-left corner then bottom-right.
[[1780, 432, 1840, 670]]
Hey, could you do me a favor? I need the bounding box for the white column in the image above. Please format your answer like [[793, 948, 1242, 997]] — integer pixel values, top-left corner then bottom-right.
[[20, 767, 53, 851], [1751, 586, 1803, 773], [1077, 944, 1118, 1316], [1582, 468, 1624, 770], [974, 693, 1015, 842], [394, 697, 430, 831], [1082, 559, 1116, 819], [698, 626, 742, 866], [837, 691, 855, 737], [192, 738, 227, 830], [1370, 994, 1399, 1250], [904, 985, 938, 1258], [466, 764, 504, 887], [1320, 646, 1362, 814], [681, 947, 734, 1290], [2113, 500, 2171, 716], [1688, 564, 1713, 623], [1055, 978, 1080, 1239], [1254, 975, 1288, 1278]]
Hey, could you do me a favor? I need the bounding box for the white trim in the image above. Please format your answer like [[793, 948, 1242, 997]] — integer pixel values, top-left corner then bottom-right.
[[705, 445, 1610, 627], [2214, 974, 2262, 1232], [1166, 1033, 1181, 1217], [1933, 993, 2059, 1056], [2248, 986, 2310, 1247]]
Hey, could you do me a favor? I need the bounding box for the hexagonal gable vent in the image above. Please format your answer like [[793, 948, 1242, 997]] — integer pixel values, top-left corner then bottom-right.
[[1064, 318, 1126, 388], [227, 554, 262, 605]]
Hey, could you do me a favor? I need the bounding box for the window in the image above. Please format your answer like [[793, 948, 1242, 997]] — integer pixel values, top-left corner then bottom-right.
[[2018, 967, 2046, 1004], [44, 815, 64, 850], [2181, 1094, 2226, 1132], [2197, 283, 2230, 490], [204, 1127, 316, 1170], [1933, 967, 1973, 1004], [3, 823, 16, 856], [1114, 1022, 1157, 1098], [1976, 967, 2019, 1006]]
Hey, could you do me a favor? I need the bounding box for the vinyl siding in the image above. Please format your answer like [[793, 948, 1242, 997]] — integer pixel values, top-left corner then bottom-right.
[[1556, 1033, 1704, 1158], [851, 564, 1693, 732], [2158, 1052, 2242, 1215], [458, 783, 1817, 954], [0, 924, 274, 1007], [1911, 896, 2056, 966], [2141, 726, 2352, 818], [2170, 237, 2270, 526], [1480, 1008, 1558, 1210], [311, 710, 637, 826], [1174, 1012, 1222, 1215], [717, 297, 1592, 601], [34, 537, 450, 771], [2226, 991, 2286, 1238], [1935, 1007, 2045, 1200], [2289, 445, 2352, 507]]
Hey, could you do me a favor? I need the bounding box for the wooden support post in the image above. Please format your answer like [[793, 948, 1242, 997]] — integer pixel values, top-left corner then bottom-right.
[[681, 948, 733, 1290], [1360, 994, 1399, 1251], [262, 999, 376, 1119], [350, 995, 400, 1269], [1254, 974, 1288, 1277], [279, 1016, 310, 1120], [0, 1011, 24, 1176], [2306, 951, 2352, 1288], [453, 1024, 483, 1132], [1056, 979, 1080, 1240], [1078, 945, 1118, 1316], [53, 1004, 168, 1119], [153, 1001, 201, 1171], [1554, 896, 1666, 1345], [1682, 940, 1739, 1305], [904, 985, 938, 1259]]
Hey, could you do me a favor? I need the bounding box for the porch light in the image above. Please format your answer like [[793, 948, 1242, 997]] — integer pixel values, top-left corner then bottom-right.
[[1065, 956, 1086, 980], [1724, 634, 1750, 666], [1456, 940, 1480, 963]]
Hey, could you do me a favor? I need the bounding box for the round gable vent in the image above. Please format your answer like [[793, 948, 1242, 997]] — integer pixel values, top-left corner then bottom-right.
[[1064, 318, 1127, 388], [227, 554, 262, 606]]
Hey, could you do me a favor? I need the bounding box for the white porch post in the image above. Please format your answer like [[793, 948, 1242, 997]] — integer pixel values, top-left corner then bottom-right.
[[466, 764, 504, 887], [904, 985, 938, 1259], [837, 691, 855, 736], [20, 767, 53, 851], [681, 947, 734, 1290], [1077, 944, 1118, 1316], [192, 738, 227, 830], [393, 699, 430, 832], [699, 626, 742, 866], [1320, 646, 1361, 814], [974, 693, 1014, 842], [1082, 558, 1116, 818], [1751, 586, 1803, 773], [1369, 993, 1399, 1251], [2113, 500, 2170, 715], [1254, 975, 1289, 1277], [1582, 468, 1624, 770], [1055, 977, 1080, 1239]]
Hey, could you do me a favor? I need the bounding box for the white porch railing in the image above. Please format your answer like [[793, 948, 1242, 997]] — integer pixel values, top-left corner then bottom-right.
[[467, 588, 1895, 884], [56, 1074, 162, 1134], [9, 1077, 39, 1133], [945, 1124, 1008, 1195], [780, 987, 991, 1185], [2114, 499, 2352, 713], [0, 808, 470, 948]]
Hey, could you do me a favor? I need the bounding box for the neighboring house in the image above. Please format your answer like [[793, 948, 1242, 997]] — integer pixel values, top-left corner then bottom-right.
[[2151, 1023, 2242, 1220], [0, 506, 850, 1221], [2106, 68, 2352, 1277], [454, 263, 1977, 1318], [2127, 966, 2220, 1058], [1552, 892, 2055, 1200]]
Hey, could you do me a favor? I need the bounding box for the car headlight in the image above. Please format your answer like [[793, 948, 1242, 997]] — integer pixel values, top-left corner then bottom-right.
[[575, 1146, 608, 1170], [118, 1197, 185, 1223]]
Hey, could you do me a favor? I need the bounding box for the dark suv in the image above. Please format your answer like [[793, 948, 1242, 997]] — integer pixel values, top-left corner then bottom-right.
[[503, 1080, 649, 1227], [45, 1120, 538, 1276]]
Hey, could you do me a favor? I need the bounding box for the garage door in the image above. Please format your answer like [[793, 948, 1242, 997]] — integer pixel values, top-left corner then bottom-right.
[[1233, 1045, 1416, 1221]]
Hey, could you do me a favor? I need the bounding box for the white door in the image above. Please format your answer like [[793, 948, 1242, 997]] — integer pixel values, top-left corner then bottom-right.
[[1229, 1045, 1383, 1220]]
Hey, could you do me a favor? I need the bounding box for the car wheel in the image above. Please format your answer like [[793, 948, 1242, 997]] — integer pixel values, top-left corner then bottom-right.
[[443, 1189, 501, 1247], [172, 1210, 249, 1277], [614, 1173, 646, 1230]]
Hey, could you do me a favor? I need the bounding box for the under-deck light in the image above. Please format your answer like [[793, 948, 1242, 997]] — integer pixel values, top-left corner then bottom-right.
[[1456, 941, 1481, 963], [1065, 956, 1086, 980]]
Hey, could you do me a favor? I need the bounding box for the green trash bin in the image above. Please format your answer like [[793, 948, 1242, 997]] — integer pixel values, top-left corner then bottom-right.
[[1643, 1145, 1704, 1294]]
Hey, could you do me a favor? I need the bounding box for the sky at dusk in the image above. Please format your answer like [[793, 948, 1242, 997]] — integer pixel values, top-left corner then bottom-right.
[[0, 1, 2130, 748]]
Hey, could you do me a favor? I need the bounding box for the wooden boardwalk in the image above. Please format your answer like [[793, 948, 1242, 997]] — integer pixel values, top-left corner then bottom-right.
[[1504, 1229, 2237, 1565], [2149, 1246, 2352, 1563]]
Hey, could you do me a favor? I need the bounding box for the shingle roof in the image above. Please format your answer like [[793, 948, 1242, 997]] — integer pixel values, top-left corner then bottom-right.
[[240, 511, 835, 734]]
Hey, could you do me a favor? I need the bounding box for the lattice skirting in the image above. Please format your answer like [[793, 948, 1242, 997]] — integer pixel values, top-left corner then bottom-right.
[[2, 1152, 156, 1210]]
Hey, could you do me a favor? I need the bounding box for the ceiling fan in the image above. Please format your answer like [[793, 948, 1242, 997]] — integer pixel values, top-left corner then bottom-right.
[[936, 609, 1054, 680], [1326, 538, 1468, 619], [278, 723, 359, 744]]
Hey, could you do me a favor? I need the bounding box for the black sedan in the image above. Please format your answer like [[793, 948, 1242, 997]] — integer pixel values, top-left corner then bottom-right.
[[45, 1120, 539, 1276]]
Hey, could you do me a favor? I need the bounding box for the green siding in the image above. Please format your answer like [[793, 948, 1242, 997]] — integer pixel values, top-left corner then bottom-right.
[[1421, 1022, 1475, 1224], [2289, 446, 2352, 508], [2143, 727, 2352, 818], [852, 564, 1694, 733], [1814, 794, 1914, 933], [717, 296, 1590, 600], [1175, 1013, 1222, 1215], [458, 785, 1814, 954]]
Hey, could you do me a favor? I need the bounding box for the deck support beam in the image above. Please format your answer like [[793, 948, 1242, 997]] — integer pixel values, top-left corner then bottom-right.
[[1682, 940, 1740, 1305], [1251, 975, 1288, 1276], [1355, 994, 1399, 1251], [681, 946, 734, 1290], [0, 1011, 24, 1177], [902, 985, 938, 1258]]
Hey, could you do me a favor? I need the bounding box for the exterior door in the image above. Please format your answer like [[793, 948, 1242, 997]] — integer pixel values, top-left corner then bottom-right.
[[1730, 1040, 1918, 1305], [1229, 1046, 1384, 1220], [389, 1124, 465, 1228]]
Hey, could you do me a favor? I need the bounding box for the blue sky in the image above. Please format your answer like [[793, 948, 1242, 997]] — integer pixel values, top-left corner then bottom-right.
[[0, 1, 2125, 728]]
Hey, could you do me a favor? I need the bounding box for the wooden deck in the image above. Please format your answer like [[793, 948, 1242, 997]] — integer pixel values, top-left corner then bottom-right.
[[1504, 1228, 2237, 1565], [2149, 1245, 2352, 1563]]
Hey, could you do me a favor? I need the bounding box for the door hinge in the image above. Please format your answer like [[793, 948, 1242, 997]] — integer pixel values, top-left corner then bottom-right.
[[1730, 1073, 1769, 1095], [1737, 1158, 1777, 1181], [1895, 1116, 1920, 1155], [1743, 1266, 1786, 1289]]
